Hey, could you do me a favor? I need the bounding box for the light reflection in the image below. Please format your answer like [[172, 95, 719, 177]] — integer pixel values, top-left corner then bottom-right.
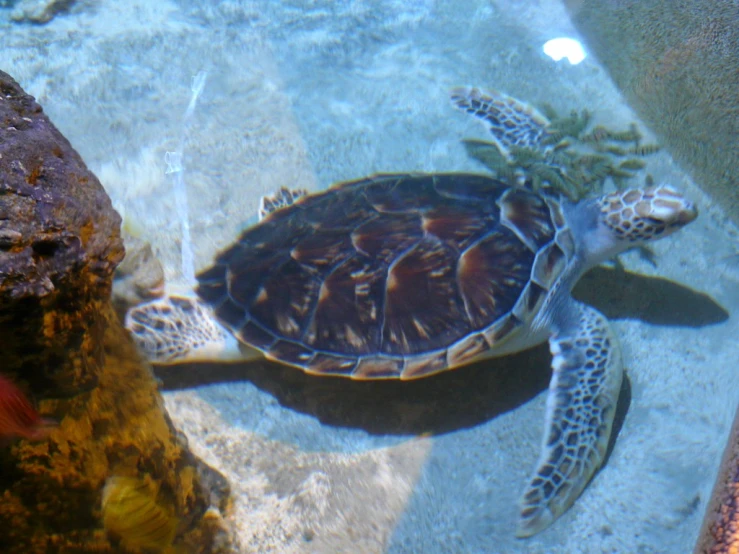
[[543, 37, 586, 65]]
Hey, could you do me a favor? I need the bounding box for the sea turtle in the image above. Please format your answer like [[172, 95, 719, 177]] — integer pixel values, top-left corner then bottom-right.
[[124, 89, 698, 537]]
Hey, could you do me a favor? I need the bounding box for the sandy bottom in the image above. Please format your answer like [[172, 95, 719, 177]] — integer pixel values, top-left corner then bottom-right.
[[3, 0, 738, 552]]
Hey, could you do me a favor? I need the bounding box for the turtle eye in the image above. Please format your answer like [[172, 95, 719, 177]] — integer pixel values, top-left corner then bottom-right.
[[645, 218, 667, 236], [631, 216, 667, 238], [644, 216, 665, 227]]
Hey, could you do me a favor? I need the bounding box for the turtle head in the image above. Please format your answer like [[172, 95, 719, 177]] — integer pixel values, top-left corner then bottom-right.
[[578, 184, 697, 265], [599, 184, 697, 242]]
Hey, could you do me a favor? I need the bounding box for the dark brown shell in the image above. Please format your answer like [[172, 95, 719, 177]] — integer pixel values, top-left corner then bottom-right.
[[197, 173, 572, 380]]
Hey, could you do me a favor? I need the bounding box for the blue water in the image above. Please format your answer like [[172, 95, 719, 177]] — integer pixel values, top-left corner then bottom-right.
[[3, 0, 737, 552]]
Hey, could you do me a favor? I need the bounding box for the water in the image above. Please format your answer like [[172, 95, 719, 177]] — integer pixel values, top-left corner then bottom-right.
[[2, 0, 737, 552]]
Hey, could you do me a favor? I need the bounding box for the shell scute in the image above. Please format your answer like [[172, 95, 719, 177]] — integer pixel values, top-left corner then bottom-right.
[[513, 281, 548, 322], [382, 236, 467, 355], [305, 256, 383, 355], [212, 294, 249, 330], [362, 173, 438, 212], [353, 357, 404, 379], [351, 212, 421, 260], [457, 228, 534, 328], [433, 172, 509, 203], [306, 352, 358, 376], [531, 242, 567, 289], [555, 228, 576, 258], [421, 203, 497, 252], [239, 213, 309, 250], [447, 333, 489, 367], [401, 350, 449, 380], [302, 188, 373, 231], [545, 196, 567, 229], [222, 247, 290, 308], [290, 230, 354, 268], [498, 188, 556, 251], [482, 314, 524, 348], [196, 263, 228, 303], [241, 257, 321, 340], [236, 320, 276, 351], [266, 340, 315, 366]]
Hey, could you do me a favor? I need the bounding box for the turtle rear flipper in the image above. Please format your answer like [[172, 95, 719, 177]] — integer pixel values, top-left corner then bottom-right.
[[450, 86, 552, 157], [258, 187, 309, 222], [125, 295, 253, 364], [517, 301, 623, 537]]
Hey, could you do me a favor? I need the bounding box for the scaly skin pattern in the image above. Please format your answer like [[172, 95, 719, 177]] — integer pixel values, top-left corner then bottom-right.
[[517, 301, 623, 537]]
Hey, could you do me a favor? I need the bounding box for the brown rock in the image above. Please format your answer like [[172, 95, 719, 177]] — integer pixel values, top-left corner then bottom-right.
[[0, 70, 233, 553], [694, 402, 739, 554], [10, 0, 76, 24]]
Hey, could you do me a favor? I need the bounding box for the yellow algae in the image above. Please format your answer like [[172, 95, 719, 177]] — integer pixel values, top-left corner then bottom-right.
[[102, 475, 179, 553]]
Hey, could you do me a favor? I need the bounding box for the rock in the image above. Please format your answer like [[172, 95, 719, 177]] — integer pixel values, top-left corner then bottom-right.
[[0, 69, 233, 553], [10, 0, 76, 24], [694, 402, 739, 554]]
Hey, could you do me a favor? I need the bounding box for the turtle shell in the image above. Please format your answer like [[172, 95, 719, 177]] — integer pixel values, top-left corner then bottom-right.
[[196, 173, 573, 380]]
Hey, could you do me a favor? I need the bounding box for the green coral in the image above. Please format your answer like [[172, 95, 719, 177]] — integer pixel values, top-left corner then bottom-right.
[[462, 104, 661, 201]]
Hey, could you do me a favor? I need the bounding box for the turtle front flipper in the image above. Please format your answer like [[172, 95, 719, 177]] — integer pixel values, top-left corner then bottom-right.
[[517, 301, 623, 537], [450, 86, 552, 157], [258, 187, 309, 221]]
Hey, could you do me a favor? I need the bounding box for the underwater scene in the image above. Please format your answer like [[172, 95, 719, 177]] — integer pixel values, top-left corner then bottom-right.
[[1, 0, 738, 552]]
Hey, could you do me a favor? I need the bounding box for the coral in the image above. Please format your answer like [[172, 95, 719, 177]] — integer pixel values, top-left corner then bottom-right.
[[461, 102, 660, 201]]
